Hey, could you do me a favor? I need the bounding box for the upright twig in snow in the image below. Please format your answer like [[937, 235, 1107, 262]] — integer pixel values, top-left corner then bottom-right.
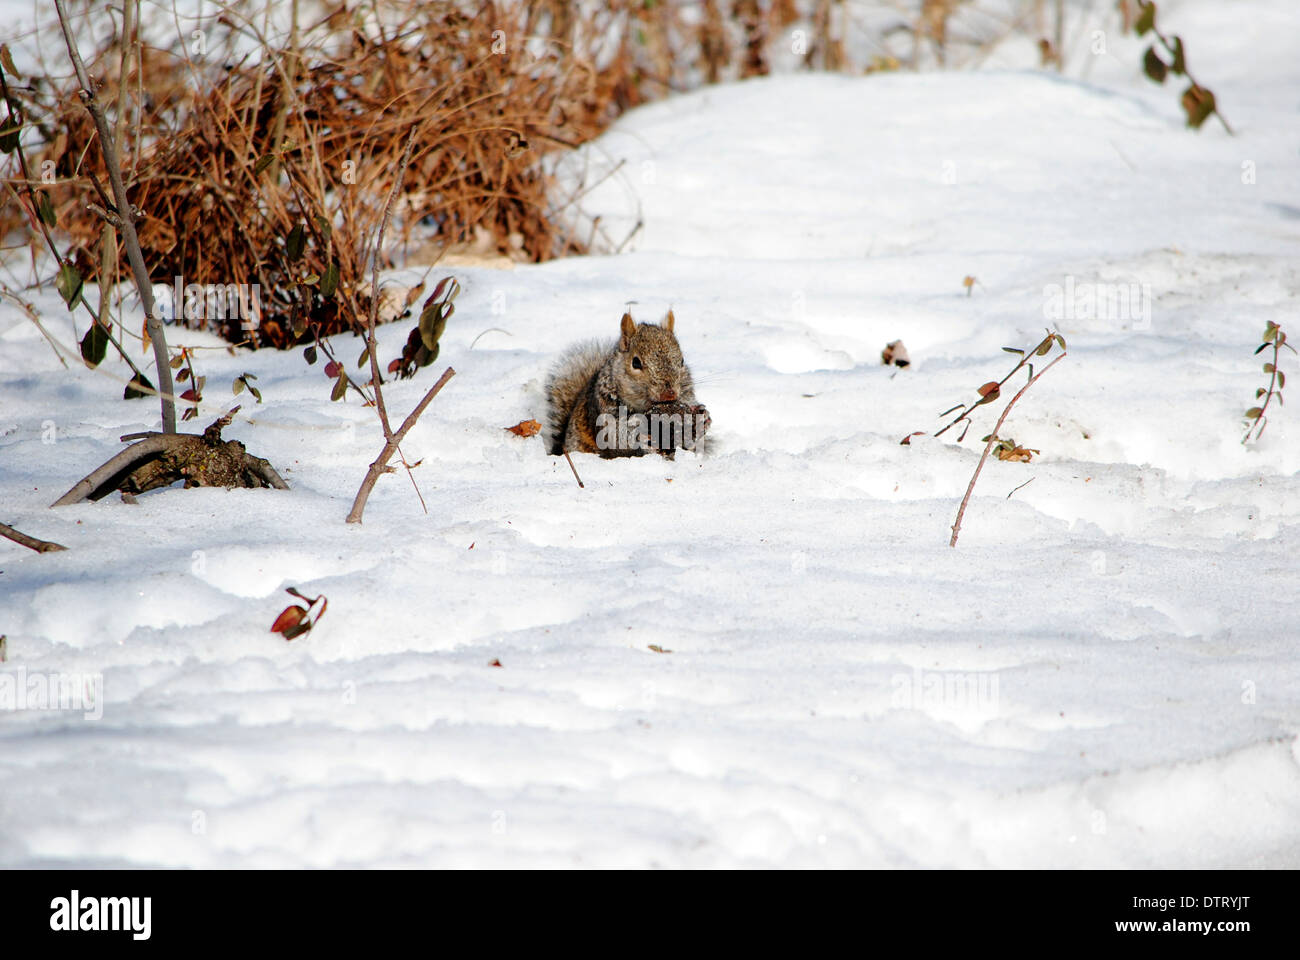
[[0, 122, 150, 386], [347, 128, 456, 524], [346, 368, 456, 524], [1243, 321, 1293, 444], [52, 0, 176, 433], [950, 353, 1066, 548], [935, 330, 1061, 442], [363, 129, 419, 442]]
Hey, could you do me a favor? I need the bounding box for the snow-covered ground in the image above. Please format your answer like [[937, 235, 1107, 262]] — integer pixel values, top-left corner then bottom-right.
[[2, 1, 1299, 867]]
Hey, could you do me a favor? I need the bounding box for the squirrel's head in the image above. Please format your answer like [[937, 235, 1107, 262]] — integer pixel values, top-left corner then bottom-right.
[[617, 309, 686, 406]]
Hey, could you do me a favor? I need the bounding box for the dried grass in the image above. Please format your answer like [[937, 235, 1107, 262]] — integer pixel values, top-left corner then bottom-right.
[[1, 1, 1059, 349]]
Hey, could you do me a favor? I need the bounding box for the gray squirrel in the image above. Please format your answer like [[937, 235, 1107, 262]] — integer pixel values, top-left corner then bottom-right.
[[545, 310, 710, 459]]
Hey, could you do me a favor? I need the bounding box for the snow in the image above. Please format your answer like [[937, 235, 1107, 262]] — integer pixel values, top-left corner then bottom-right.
[[2, 1, 1300, 867]]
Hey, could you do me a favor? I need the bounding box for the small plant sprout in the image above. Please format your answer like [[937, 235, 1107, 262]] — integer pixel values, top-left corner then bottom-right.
[[1129, 0, 1232, 133], [1243, 321, 1293, 444], [171, 348, 205, 422], [930, 329, 1066, 443], [912, 330, 1068, 548]]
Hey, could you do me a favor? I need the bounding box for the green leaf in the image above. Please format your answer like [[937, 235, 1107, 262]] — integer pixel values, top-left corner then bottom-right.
[[1278, 370, 1286, 389], [314, 214, 332, 243], [330, 374, 348, 401], [56, 263, 84, 310], [1245, 407, 1263, 420], [1264, 362, 1275, 373], [285, 222, 306, 261], [1169, 36, 1186, 75], [233, 377, 245, 395], [80, 322, 108, 367], [253, 154, 275, 174], [1143, 46, 1168, 84], [303, 345, 318, 365], [1135, 1, 1156, 36], [418, 302, 447, 352], [321, 260, 339, 298], [1263, 324, 1278, 342], [36, 191, 56, 227], [1002, 347, 1024, 354], [357, 344, 370, 369], [124, 371, 154, 400]]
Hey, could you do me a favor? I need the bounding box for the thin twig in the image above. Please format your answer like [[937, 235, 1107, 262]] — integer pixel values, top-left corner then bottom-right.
[[355, 126, 429, 514], [52, 0, 176, 432], [936, 331, 1058, 440], [1146, 12, 1232, 135], [0, 283, 68, 368], [951, 353, 1066, 547], [346, 367, 456, 524], [364, 127, 420, 441], [0, 521, 67, 553], [1006, 477, 1035, 499], [1243, 324, 1293, 444], [562, 451, 585, 489]]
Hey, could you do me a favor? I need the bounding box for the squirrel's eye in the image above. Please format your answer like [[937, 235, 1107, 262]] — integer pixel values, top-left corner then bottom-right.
[[631, 356, 643, 370]]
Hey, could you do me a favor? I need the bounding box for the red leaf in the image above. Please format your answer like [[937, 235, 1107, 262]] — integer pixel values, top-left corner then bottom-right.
[[324, 360, 341, 378], [271, 605, 307, 635], [179, 388, 199, 402], [505, 419, 542, 437]]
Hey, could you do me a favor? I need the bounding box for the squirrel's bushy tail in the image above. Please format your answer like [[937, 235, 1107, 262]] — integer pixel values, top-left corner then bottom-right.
[[544, 338, 610, 455]]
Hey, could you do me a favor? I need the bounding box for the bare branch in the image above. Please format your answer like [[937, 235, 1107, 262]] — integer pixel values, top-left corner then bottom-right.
[[50, 435, 174, 506], [0, 521, 68, 553], [52, 0, 176, 432], [365, 126, 420, 441], [346, 366, 455, 524], [951, 353, 1066, 548], [344, 127, 453, 524]]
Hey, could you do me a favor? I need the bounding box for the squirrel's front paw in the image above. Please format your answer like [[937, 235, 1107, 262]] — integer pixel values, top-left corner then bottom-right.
[[683, 403, 710, 449], [646, 401, 710, 454]]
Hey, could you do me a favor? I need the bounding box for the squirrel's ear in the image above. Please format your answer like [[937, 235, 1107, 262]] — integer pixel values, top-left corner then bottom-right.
[[664, 309, 675, 333], [619, 311, 636, 346]]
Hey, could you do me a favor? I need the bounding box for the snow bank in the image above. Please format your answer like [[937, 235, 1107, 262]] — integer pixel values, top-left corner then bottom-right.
[[2, 1, 1299, 867]]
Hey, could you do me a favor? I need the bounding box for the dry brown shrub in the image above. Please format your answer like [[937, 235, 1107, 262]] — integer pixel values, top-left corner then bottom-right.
[[2, 1, 1039, 354], [10, 1, 649, 348]]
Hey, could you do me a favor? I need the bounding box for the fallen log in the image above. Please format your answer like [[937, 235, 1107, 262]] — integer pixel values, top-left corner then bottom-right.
[[51, 407, 289, 507]]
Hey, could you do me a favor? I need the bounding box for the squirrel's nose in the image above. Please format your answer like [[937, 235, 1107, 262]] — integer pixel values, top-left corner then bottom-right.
[[654, 388, 678, 403]]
